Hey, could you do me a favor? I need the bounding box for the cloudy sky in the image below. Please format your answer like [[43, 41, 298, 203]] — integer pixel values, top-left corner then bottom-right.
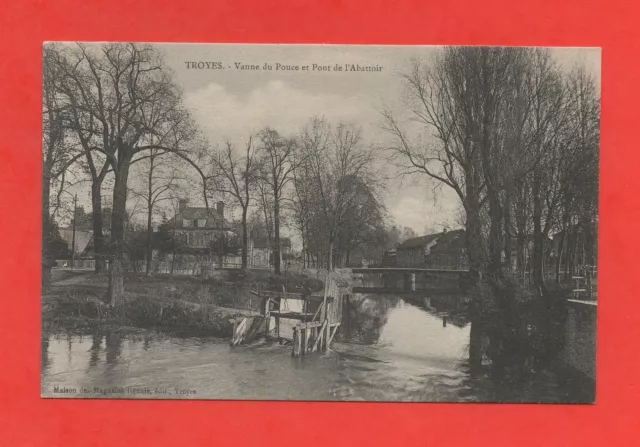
[[153, 44, 600, 235]]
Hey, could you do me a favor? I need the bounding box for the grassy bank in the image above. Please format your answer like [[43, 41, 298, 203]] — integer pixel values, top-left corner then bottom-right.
[[42, 269, 323, 336]]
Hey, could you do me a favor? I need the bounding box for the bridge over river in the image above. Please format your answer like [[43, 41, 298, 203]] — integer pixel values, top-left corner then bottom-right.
[[350, 267, 471, 296]]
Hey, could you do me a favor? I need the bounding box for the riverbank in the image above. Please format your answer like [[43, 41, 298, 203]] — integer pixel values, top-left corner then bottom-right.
[[42, 269, 323, 337]]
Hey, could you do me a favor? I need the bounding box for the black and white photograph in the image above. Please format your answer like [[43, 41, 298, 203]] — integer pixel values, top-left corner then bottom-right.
[[41, 43, 599, 403]]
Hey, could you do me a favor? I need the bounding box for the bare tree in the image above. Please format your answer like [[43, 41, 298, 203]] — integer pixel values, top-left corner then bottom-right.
[[382, 55, 486, 276], [55, 43, 209, 305], [258, 128, 297, 275], [385, 47, 599, 371], [42, 45, 84, 288], [54, 44, 114, 274], [256, 171, 275, 246], [382, 53, 491, 368], [129, 147, 181, 275], [211, 137, 259, 269], [298, 117, 379, 271]]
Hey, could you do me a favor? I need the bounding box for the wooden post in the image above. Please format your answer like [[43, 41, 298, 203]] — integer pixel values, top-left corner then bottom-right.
[[321, 271, 329, 322], [301, 326, 308, 355], [327, 323, 340, 346], [342, 294, 350, 337], [232, 318, 247, 346], [292, 327, 301, 357], [264, 298, 270, 336], [443, 315, 447, 327], [312, 320, 328, 352], [230, 319, 238, 346], [324, 302, 331, 350]]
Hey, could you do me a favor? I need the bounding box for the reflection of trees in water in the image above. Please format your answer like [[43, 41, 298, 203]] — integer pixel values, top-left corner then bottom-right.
[[41, 336, 50, 371], [425, 295, 471, 327], [340, 295, 398, 344], [89, 334, 102, 368], [105, 333, 123, 365]]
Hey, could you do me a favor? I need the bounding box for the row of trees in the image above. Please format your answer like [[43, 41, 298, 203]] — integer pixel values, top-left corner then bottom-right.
[[384, 47, 599, 368], [43, 42, 395, 305], [42, 43, 209, 304], [210, 118, 388, 273]]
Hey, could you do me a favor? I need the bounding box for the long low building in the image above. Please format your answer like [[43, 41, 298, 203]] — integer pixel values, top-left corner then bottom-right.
[[396, 229, 467, 270]]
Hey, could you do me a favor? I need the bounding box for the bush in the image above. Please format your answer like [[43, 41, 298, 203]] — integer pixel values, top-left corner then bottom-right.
[[470, 274, 571, 379]]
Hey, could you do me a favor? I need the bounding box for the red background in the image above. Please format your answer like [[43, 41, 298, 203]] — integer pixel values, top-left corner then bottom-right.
[[0, 1, 637, 445]]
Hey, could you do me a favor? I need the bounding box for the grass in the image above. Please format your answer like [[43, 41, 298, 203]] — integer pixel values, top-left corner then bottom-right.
[[42, 269, 324, 336]]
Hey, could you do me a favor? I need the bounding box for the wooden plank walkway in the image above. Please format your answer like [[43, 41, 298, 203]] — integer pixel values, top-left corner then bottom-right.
[[269, 311, 316, 320]]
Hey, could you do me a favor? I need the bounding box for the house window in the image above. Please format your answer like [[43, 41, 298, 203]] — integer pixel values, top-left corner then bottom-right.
[[197, 219, 206, 228], [183, 218, 191, 227]]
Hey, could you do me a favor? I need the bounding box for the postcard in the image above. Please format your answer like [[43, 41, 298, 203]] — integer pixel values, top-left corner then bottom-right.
[[41, 43, 599, 403]]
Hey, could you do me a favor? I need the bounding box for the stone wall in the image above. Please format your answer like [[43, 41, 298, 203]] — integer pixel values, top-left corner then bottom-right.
[[558, 299, 597, 380]]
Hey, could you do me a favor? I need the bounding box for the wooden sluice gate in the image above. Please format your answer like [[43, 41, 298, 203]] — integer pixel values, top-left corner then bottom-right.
[[229, 273, 345, 356]]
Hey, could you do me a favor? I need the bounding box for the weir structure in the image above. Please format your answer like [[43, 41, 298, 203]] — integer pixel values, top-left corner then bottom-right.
[[229, 273, 345, 356]]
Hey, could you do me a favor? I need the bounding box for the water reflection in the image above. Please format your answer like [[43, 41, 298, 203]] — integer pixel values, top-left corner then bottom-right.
[[105, 333, 123, 366], [89, 334, 101, 368], [340, 294, 398, 344], [41, 294, 593, 403]]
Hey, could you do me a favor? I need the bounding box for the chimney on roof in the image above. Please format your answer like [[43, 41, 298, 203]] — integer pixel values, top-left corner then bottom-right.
[[216, 201, 224, 218], [178, 198, 188, 213]]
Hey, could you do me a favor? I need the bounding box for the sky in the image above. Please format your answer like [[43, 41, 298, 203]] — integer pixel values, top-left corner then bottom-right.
[[63, 43, 601, 236], [154, 43, 600, 235]]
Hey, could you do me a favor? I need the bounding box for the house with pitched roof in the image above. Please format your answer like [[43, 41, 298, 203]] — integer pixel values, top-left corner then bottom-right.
[[425, 229, 467, 270], [397, 229, 468, 269], [164, 199, 235, 253], [396, 233, 442, 267]]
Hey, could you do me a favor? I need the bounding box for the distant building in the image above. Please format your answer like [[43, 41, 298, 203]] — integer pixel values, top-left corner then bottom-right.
[[164, 200, 235, 252], [58, 228, 93, 256], [248, 236, 292, 268], [380, 247, 397, 267], [425, 229, 467, 270], [396, 233, 442, 267], [397, 229, 467, 270]]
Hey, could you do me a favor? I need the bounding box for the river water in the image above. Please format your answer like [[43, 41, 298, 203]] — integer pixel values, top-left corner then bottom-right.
[[41, 294, 592, 402]]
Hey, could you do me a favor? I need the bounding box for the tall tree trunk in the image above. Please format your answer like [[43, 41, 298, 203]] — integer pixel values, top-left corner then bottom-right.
[[42, 170, 52, 291], [145, 156, 155, 276], [145, 201, 153, 276], [514, 178, 528, 282], [465, 182, 484, 370], [301, 222, 307, 269], [564, 228, 572, 282], [465, 186, 484, 274], [503, 192, 512, 274], [91, 181, 105, 274], [555, 233, 565, 286], [532, 172, 545, 296], [273, 193, 281, 275], [241, 206, 248, 269], [516, 231, 526, 281], [108, 152, 132, 306], [487, 192, 503, 277]]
